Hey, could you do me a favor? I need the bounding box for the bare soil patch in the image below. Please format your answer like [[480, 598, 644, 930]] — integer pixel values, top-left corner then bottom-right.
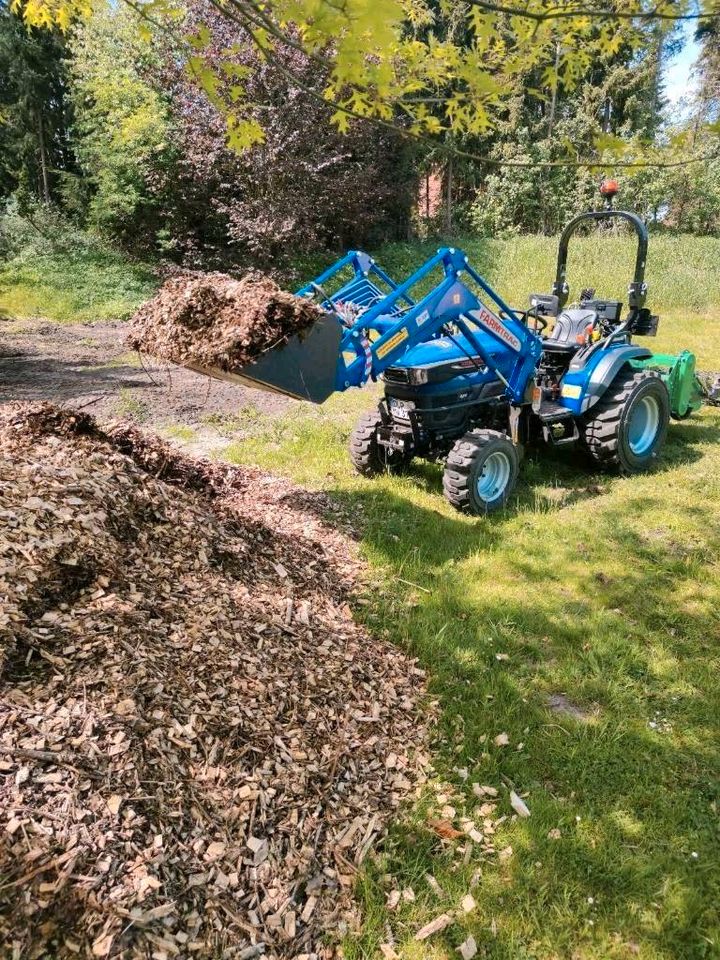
[[0, 318, 294, 439], [547, 693, 591, 722], [0, 404, 429, 959]]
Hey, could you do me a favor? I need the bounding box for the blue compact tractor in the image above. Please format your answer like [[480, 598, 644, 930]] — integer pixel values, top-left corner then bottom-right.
[[218, 182, 707, 514]]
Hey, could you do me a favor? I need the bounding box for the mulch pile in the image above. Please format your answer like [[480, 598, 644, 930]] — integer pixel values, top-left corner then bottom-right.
[[0, 404, 429, 959], [126, 273, 324, 373]]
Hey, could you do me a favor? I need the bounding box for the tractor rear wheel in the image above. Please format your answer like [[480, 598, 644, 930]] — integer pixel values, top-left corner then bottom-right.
[[443, 429, 519, 514], [349, 409, 412, 476], [583, 369, 670, 472]]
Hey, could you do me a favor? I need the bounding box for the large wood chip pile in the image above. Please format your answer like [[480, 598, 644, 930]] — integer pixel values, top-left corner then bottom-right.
[[0, 405, 429, 959], [126, 273, 324, 373]]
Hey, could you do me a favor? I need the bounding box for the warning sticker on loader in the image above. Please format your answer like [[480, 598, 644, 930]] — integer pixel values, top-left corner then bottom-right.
[[376, 328, 409, 359], [469, 307, 522, 352], [561, 383, 583, 399]]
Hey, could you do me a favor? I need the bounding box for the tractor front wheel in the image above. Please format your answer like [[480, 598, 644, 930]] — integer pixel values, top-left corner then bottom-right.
[[349, 409, 412, 476], [443, 429, 519, 514], [583, 369, 670, 472]]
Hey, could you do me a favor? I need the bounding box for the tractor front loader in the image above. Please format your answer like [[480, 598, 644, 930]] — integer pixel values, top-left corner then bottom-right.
[[197, 184, 708, 515]]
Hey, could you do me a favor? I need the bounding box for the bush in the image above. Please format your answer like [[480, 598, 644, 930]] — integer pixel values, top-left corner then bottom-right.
[[0, 197, 98, 260], [65, 2, 417, 268]]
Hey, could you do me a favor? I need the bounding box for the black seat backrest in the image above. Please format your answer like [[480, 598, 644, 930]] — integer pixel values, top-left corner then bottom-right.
[[546, 308, 596, 350]]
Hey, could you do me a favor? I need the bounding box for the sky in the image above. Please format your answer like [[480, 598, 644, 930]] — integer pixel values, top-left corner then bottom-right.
[[664, 23, 701, 107]]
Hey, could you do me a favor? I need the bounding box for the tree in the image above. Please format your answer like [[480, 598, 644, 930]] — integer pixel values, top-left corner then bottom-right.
[[66, 1, 416, 262], [13, 0, 720, 167], [0, 1, 75, 206], [694, 20, 719, 127], [466, 23, 670, 235], [68, 5, 177, 246]]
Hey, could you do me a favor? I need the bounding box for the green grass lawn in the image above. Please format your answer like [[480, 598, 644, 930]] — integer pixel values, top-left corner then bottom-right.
[[222, 309, 720, 960], [0, 245, 156, 324]]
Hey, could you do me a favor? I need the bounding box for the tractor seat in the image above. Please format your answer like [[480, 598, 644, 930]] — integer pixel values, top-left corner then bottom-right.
[[543, 308, 596, 354]]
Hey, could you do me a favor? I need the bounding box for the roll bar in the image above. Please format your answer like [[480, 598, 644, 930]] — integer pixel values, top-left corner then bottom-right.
[[552, 208, 649, 315]]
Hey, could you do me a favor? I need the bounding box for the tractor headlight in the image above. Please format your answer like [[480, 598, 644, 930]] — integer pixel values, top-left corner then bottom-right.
[[410, 368, 429, 385]]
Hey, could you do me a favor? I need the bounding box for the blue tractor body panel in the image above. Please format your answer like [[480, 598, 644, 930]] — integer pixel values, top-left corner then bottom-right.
[[557, 344, 653, 416], [393, 331, 517, 375], [389, 332, 519, 399]]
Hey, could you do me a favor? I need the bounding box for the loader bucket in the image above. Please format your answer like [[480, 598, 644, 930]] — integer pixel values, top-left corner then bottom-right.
[[188, 312, 343, 404]]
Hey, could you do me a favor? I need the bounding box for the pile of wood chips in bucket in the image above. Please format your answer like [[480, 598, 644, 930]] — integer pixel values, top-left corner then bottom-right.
[[125, 272, 324, 373], [0, 404, 429, 959]]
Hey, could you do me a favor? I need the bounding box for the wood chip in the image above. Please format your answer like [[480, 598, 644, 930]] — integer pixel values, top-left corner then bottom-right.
[[126, 273, 324, 374], [458, 934, 478, 959], [386, 890, 401, 910], [415, 913, 453, 941], [461, 893, 476, 913], [0, 404, 432, 957], [91, 934, 114, 957], [472, 784, 498, 799], [380, 946, 400, 960], [426, 874, 445, 897], [509, 791, 531, 818], [429, 818, 464, 840]]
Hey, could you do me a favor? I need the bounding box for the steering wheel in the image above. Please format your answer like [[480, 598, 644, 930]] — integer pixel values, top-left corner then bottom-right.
[[527, 311, 548, 333], [525, 310, 548, 333], [500, 307, 548, 333]]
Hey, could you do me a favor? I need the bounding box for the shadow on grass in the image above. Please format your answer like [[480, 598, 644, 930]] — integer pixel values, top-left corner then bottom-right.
[[362, 408, 720, 524], [319, 443, 720, 959]]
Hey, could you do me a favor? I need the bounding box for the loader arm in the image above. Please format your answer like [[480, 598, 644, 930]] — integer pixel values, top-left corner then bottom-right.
[[334, 248, 543, 405], [237, 247, 543, 404]]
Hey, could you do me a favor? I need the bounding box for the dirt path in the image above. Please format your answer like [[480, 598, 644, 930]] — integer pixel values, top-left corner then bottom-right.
[[0, 318, 294, 454]]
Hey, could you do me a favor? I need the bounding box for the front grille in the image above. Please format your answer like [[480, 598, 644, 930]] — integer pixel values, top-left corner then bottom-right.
[[383, 366, 411, 384]]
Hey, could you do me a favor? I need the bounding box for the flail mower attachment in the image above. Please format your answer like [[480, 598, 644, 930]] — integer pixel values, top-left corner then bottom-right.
[[630, 350, 705, 420]]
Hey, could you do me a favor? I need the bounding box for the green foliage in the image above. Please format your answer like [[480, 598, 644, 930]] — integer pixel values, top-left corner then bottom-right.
[[466, 34, 668, 237], [15, 0, 720, 163], [0, 204, 155, 322], [622, 145, 720, 235], [0, 5, 75, 205], [67, 5, 176, 246]]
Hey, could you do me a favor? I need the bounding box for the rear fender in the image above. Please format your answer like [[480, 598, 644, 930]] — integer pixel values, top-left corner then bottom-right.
[[558, 345, 652, 415]]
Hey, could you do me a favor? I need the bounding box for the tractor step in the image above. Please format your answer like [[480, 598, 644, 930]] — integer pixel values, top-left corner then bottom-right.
[[536, 400, 579, 446], [537, 399, 574, 422]]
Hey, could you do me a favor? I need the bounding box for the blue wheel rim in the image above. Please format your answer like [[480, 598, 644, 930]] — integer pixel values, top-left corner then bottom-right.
[[476, 451, 511, 502], [628, 395, 661, 456]]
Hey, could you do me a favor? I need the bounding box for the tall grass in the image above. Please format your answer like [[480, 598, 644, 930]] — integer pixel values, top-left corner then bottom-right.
[[2, 220, 718, 325], [376, 234, 720, 314]]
